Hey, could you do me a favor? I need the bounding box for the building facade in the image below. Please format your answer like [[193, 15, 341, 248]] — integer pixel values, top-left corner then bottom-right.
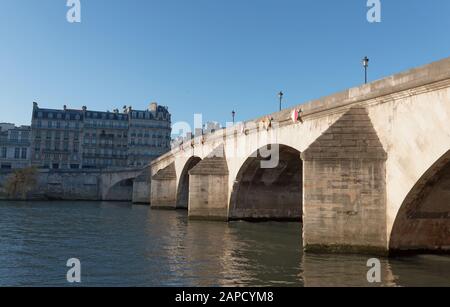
[[127, 103, 172, 167], [31, 102, 171, 169], [0, 124, 31, 169]]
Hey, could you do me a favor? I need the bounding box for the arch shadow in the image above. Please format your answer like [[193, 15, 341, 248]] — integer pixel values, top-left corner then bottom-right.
[[104, 178, 134, 201], [176, 156, 202, 209], [229, 144, 302, 221], [390, 150, 450, 255]]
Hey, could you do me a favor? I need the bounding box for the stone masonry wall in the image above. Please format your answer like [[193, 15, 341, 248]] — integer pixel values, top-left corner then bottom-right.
[[188, 146, 229, 221], [301, 107, 388, 254], [150, 162, 177, 208], [0, 170, 100, 200]]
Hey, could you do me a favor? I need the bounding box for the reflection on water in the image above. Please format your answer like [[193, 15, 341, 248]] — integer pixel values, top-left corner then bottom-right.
[[0, 201, 448, 287]]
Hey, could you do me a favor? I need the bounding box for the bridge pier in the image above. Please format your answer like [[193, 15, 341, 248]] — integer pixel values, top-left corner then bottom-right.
[[150, 163, 178, 209], [132, 171, 151, 204], [188, 146, 229, 221], [301, 107, 389, 254]]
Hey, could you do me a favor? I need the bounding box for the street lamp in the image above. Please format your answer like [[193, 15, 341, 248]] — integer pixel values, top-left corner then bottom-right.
[[231, 110, 236, 124], [362, 56, 369, 84], [278, 91, 284, 111]]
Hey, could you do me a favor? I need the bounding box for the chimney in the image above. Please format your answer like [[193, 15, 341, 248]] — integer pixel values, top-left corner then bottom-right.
[[63, 105, 67, 111], [149, 102, 158, 112], [82, 106, 87, 111]]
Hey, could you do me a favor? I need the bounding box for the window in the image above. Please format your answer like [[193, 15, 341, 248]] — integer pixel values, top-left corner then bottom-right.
[[48, 121, 53, 128], [21, 148, 27, 159], [21, 131, 30, 141], [37, 120, 42, 128], [10, 131, 19, 141], [14, 148, 20, 159], [1, 147, 6, 158]]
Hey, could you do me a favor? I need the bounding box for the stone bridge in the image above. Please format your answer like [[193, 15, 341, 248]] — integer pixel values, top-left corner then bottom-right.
[[100, 167, 150, 202], [149, 57, 450, 255]]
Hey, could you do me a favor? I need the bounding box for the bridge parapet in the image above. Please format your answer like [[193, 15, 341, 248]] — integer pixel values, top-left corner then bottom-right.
[[152, 57, 450, 167]]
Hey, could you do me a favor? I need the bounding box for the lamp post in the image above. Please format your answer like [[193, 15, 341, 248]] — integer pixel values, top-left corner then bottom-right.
[[232, 110, 236, 124], [362, 56, 369, 84], [278, 91, 284, 111]]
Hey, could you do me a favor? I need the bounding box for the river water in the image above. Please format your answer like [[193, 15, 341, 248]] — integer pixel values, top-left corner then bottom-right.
[[0, 201, 448, 287]]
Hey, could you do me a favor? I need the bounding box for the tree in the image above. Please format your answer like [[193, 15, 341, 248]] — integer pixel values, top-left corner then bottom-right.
[[4, 167, 38, 200]]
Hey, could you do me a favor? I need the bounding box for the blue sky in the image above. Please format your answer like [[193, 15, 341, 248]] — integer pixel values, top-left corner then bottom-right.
[[0, 0, 449, 131]]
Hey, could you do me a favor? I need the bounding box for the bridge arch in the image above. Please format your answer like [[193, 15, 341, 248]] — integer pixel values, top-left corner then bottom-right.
[[101, 167, 148, 201], [390, 150, 450, 254], [229, 144, 303, 221], [176, 156, 202, 208], [104, 178, 134, 201]]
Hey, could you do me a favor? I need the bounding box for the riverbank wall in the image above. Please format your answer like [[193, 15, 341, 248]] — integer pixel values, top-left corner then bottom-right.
[[0, 168, 150, 204]]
